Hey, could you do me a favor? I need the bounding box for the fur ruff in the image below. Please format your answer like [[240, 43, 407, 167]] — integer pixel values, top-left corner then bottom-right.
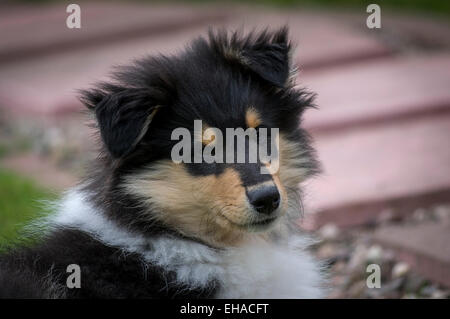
[[47, 189, 326, 298]]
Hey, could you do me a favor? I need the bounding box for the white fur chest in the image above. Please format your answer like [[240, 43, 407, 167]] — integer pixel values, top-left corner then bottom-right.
[[144, 235, 325, 299], [215, 239, 325, 298], [52, 190, 325, 298]]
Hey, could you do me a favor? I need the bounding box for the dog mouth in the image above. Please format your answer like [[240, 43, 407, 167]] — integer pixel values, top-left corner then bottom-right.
[[244, 217, 278, 231], [225, 216, 278, 232]]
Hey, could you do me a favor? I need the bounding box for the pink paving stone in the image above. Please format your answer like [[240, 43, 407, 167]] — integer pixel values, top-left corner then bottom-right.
[[0, 3, 390, 69], [0, 24, 219, 116], [223, 8, 391, 70], [300, 54, 450, 133], [0, 2, 230, 63], [339, 10, 450, 50], [373, 222, 450, 287], [301, 114, 450, 229], [0, 5, 391, 116], [297, 53, 450, 228]]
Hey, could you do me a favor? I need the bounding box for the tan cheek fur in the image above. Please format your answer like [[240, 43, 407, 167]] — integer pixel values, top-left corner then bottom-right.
[[276, 134, 313, 237], [278, 133, 311, 189], [122, 161, 252, 247]]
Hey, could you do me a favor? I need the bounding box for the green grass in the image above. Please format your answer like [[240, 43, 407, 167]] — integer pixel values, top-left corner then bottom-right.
[[0, 169, 58, 247]]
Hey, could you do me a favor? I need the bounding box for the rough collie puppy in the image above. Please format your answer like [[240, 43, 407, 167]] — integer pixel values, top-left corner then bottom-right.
[[0, 28, 325, 298]]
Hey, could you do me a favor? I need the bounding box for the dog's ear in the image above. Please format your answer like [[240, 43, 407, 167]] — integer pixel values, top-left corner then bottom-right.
[[84, 87, 164, 158], [214, 28, 291, 88], [239, 28, 290, 88]]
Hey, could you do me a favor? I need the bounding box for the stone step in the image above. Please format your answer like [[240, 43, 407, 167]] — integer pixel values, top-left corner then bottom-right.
[[0, 6, 391, 116], [224, 9, 391, 71], [299, 53, 450, 229], [0, 23, 215, 116], [301, 114, 450, 229], [373, 222, 450, 288], [0, 3, 230, 64], [301, 54, 450, 133]]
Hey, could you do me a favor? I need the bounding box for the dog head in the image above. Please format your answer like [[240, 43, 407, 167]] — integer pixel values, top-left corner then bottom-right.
[[81, 28, 319, 247]]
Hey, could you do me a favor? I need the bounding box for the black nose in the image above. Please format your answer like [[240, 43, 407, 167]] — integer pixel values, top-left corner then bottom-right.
[[247, 186, 280, 215]]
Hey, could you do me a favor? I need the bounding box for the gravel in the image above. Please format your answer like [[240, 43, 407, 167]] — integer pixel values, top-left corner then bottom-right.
[[310, 205, 450, 298]]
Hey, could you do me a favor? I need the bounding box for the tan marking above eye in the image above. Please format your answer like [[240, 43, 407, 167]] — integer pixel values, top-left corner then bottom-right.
[[202, 128, 216, 145], [246, 107, 262, 128], [193, 122, 216, 146]]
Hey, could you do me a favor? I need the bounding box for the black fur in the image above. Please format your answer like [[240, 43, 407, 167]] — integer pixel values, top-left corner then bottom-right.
[[80, 28, 317, 235], [94, 87, 166, 158], [0, 230, 216, 298], [0, 28, 318, 298]]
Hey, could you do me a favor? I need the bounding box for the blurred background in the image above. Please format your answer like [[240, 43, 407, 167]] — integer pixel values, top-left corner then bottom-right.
[[0, 0, 449, 298]]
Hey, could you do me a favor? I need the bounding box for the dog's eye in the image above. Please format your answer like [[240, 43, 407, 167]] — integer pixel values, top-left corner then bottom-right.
[[202, 134, 215, 145]]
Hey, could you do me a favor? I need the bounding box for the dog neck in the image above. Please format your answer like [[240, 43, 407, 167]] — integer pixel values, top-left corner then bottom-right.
[[48, 189, 325, 298]]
